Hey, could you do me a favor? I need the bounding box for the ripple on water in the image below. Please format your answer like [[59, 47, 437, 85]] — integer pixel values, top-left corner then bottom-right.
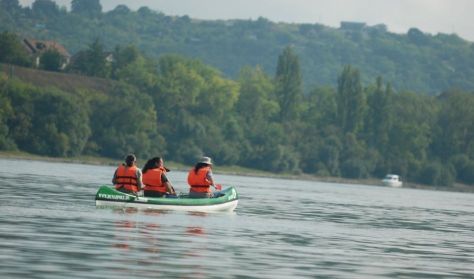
[[1, 158, 474, 279]]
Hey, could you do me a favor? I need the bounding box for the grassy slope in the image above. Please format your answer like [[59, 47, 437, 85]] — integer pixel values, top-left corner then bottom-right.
[[0, 63, 116, 93]]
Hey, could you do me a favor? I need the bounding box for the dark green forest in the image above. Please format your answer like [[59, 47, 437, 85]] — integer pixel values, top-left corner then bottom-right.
[[2, 0, 474, 93], [1, 0, 473, 187]]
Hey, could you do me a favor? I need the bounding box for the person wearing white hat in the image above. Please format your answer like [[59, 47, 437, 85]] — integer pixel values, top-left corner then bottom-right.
[[187, 156, 216, 198]]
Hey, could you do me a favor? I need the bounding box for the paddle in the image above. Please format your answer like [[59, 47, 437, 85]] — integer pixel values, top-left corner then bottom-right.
[[214, 184, 222, 191]]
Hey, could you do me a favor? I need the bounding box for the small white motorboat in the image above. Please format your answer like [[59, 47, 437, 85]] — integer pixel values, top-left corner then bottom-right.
[[382, 174, 403, 187]]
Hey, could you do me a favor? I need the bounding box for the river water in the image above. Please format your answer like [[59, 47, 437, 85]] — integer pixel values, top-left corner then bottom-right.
[[0, 158, 473, 278]]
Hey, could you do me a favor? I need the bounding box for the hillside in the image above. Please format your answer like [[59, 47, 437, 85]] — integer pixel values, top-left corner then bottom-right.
[[1, 6, 474, 188], [1, 2, 474, 94], [0, 63, 115, 93]]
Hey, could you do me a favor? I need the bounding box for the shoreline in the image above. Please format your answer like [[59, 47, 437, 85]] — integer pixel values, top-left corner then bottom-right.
[[1, 151, 473, 193]]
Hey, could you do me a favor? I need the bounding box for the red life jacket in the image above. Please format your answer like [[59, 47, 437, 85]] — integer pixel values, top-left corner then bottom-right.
[[143, 167, 167, 193], [187, 166, 212, 193], [114, 165, 139, 192]]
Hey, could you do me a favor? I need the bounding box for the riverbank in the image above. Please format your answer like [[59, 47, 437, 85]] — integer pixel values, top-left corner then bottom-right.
[[1, 151, 472, 193]]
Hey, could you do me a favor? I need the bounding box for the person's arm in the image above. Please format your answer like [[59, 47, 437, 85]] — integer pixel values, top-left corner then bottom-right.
[[136, 169, 143, 190], [161, 173, 176, 194], [112, 169, 118, 184], [206, 169, 215, 187]]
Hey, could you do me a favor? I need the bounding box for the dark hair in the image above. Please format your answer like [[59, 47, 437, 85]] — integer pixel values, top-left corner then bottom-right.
[[125, 154, 136, 167], [194, 162, 209, 174], [142, 157, 162, 174]]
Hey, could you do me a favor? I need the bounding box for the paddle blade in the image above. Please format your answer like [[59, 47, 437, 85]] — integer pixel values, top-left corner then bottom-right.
[[215, 184, 222, 191]]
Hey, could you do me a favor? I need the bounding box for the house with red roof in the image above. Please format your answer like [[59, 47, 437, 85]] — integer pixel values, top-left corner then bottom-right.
[[22, 38, 71, 70]]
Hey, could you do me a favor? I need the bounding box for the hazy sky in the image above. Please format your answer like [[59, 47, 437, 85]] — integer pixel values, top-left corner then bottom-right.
[[19, 0, 474, 42]]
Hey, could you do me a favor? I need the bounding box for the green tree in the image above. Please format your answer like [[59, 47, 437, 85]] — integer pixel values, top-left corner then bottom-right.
[[4, 80, 91, 157], [71, 0, 102, 18], [432, 90, 474, 161], [297, 87, 338, 174], [340, 133, 378, 178], [153, 55, 239, 163], [418, 161, 455, 187], [153, 55, 207, 162], [449, 154, 474, 185], [0, 31, 32, 66], [32, 0, 60, 18], [365, 77, 392, 149], [116, 56, 155, 89], [0, 75, 16, 150], [109, 4, 131, 15], [318, 131, 343, 176], [274, 46, 303, 122], [364, 77, 393, 175], [68, 38, 109, 77], [88, 83, 163, 159], [336, 65, 365, 135], [236, 66, 278, 128], [1, 0, 20, 12], [235, 66, 279, 167], [40, 49, 63, 71], [29, 90, 91, 156], [387, 92, 438, 180], [111, 45, 140, 78]]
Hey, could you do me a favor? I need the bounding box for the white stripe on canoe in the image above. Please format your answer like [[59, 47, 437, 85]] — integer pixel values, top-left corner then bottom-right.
[[95, 199, 238, 212]]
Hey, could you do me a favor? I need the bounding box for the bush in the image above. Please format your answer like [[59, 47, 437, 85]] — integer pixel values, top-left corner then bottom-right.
[[418, 161, 455, 186], [341, 158, 370, 179], [460, 161, 474, 185], [450, 154, 474, 185]]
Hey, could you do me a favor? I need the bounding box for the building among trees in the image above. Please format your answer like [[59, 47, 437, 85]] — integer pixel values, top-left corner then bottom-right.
[[22, 38, 71, 70]]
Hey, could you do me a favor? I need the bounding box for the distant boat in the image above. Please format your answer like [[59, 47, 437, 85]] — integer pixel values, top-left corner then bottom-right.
[[382, 174, 403, 187]]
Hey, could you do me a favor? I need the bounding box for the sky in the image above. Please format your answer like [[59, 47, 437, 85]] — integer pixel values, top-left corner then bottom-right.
[[19, 0, 474, 42]]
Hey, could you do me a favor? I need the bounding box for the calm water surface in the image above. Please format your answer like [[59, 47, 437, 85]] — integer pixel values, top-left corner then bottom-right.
[[0, 158, 473, 278]]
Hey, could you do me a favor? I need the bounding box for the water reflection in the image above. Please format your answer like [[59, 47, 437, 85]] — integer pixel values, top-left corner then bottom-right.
[[186, 227, 205, 236], [106, 207, 211, 278], [110, 208, 210, 251], [186, 212, 207, 236]]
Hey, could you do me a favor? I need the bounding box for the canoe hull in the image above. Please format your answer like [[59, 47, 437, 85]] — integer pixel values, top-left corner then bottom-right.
[[95, 199, 238, 212], [95, 185, 239, 212]]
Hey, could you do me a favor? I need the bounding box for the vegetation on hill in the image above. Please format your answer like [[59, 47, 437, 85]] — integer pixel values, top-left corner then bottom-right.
[[0, 1, 473, 188], [1, 40, 474, 187], [1, 0, 474, 94]]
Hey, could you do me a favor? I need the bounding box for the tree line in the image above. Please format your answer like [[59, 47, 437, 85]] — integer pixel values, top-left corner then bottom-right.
[[0, 32, 473, 187]]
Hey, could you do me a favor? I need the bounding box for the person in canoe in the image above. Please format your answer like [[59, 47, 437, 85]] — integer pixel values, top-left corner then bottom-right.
[[187, 156, 217, 198], [112, 154, 143, 195], [142, 157, 176, 197]]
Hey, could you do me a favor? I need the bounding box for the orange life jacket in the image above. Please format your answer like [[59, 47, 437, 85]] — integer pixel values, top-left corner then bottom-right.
[[143, 167, 167, 193], [187, 166, 212, 193], [114, 165, 139, 192]]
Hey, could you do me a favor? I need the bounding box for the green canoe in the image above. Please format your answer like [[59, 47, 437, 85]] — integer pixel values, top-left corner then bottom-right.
[[95, 185, 239, 212]]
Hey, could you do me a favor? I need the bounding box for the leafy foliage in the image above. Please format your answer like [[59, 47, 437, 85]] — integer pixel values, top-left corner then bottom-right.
[[0, 31, 32, 66], [2, 2, 474, 93], [87, 83, 162, 159], [68, 39, 109, 77], [1, 78, 90, 156], [275, 46, 302, 122], [71, 0, 102, 18], [1, 2, 474, 187], [40, 49, 63, 71]]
